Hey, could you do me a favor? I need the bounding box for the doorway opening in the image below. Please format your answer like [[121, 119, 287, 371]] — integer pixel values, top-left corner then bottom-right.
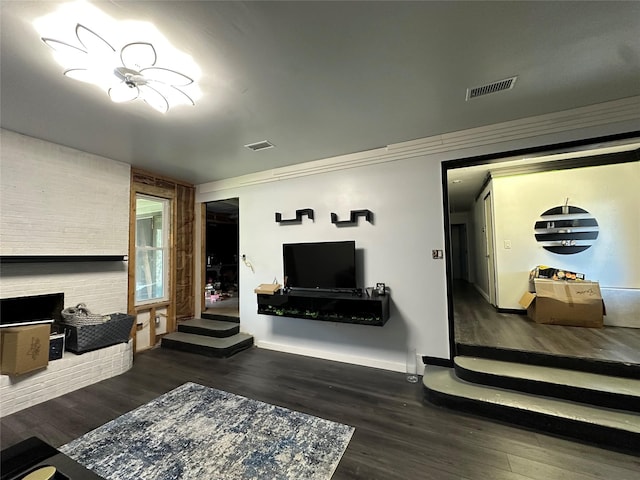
[[442, 132, 640, 369], [450, 223, 469, 282], [203, 198, 239, 319]]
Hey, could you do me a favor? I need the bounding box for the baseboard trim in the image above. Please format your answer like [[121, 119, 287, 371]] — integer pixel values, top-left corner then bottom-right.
[[422, 356, 453, 367], [496, 308, 527, 315], [256, 341, 405, 372]]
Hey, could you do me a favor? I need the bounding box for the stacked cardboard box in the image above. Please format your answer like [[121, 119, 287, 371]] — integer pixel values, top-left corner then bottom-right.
[[519, 269, 604, 328]]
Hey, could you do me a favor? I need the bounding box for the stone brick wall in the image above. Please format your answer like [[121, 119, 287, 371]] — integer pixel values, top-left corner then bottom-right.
[[0, 341, 133, 417]]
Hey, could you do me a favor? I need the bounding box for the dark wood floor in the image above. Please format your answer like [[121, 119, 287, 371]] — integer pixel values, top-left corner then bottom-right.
[[204, 294, 239, 317], [3, 347, 640, 479], [454, 281, 640, 365]]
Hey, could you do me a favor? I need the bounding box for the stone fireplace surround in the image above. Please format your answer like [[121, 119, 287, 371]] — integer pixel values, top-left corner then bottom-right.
[[0, 340, 133, 417], [0, 292, 133, 417]]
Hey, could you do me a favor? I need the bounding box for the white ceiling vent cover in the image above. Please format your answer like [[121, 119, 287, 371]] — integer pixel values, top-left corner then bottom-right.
[[244, 140, 275, 151], [466, 76, 518, 101]]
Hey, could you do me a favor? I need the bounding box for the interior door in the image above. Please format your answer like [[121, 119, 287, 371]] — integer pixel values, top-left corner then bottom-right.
[[483, 192, 497, 306]]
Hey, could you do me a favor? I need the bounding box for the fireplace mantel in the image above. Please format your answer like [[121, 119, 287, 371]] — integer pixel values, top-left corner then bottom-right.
[[0, 255, 127, 264]]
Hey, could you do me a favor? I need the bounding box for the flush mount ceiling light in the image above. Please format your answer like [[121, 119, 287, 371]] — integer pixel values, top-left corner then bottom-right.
[[34, 2, 201, 113]]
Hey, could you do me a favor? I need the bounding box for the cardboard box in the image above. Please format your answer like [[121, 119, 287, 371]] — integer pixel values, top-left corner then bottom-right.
[[254, 283, 282, 295], [0, 324, 51, 375], [519, 279, 604, 328]]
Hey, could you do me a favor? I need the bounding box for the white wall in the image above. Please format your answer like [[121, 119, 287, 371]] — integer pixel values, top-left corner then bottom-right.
[[0, 130, 130, 315], [491, 161, 640, 326], [200, 156, 449, 371], [196, 98, 640, 370]]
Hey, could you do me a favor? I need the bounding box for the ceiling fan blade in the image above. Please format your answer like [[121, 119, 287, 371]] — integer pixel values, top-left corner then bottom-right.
[[64, 68, 99, 84], [140, 67, 193, 86], [139, 85, 169, 113], [108, 82, 140, 103], [75, 24, 115, 57], [42, 38, 87, 67], [121, 42, 157, 71], [41, 38, 86, 55], [146, 81, 195, 106]]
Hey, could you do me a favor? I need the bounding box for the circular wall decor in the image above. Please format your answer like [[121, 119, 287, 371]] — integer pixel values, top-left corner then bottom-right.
[[534, 205, 599, 254]]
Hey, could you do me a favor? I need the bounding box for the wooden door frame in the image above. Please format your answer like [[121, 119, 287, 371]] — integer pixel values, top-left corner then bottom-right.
[[127, 168, 194, 352]]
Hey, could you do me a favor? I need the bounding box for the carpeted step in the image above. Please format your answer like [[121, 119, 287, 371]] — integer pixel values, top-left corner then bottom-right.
[[178, 318, 240, 338], [423, 366, 640, 455], [201, 312, 240, 323], [454, 356, 640, 412], [161, 332, 253, 358]]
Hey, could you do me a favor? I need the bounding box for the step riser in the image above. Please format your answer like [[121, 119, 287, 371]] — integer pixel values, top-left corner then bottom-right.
[[457, 344, 640, 379], [178, 325, 239, 338], [424, 387, 640, 456], [455, 364, 640, 413], [201, 312, 240, 323], [161, 337, 253, 358]]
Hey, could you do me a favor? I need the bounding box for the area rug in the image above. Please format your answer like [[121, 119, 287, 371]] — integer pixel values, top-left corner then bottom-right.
[[60, 382, 354, 480]]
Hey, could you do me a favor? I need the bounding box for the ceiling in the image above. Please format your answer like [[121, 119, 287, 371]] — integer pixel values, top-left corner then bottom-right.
[[446, 140, 640, 213], [2, 1, 639, 187]]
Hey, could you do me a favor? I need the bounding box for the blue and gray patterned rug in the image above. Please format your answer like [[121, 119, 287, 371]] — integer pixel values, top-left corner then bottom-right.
[[60, 382, 354, 479]]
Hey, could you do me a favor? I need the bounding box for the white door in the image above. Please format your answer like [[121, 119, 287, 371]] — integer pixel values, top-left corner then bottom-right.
[[483, 192, 497, 306]]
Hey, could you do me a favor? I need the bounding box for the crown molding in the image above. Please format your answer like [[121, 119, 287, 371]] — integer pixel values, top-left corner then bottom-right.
[[197, 96, 640, 195]]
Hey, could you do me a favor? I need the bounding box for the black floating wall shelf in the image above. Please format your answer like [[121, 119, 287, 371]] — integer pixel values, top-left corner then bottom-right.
[[331, 209, 374, 226], [275, 209, 314, 225], [0, 255, 128, 264], [534, 204, 599, 255]]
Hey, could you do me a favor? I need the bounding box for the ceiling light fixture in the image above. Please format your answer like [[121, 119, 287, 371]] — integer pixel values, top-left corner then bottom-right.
[[35, 2, 201, 113]]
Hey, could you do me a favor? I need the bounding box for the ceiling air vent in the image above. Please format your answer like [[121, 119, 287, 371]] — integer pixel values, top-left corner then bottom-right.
[[244, 140, 275, 151], [466, 76, 518, 101]]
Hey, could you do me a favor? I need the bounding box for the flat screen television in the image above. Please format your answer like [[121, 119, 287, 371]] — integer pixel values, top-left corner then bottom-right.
[[283, 241, 356, 291]]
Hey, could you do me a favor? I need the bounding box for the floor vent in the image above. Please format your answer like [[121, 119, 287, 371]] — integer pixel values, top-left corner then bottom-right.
[[466, 76, 518, 100], [244, 140, 275, 151]]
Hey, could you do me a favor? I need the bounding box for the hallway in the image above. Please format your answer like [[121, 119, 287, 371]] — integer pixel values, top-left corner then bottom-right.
[[453, 281, 640, 366]]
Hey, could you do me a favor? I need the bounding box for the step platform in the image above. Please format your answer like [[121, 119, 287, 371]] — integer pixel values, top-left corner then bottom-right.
[[423, 363, 640, 455], [178, 318, 240, 338], [454, 356, 640, 412], [201, 312, 240, 323], [161, 331, 253, 358]]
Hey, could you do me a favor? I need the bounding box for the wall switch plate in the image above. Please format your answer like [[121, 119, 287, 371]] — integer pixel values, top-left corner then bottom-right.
[[432, 249, 443, 259], [504, 240, 512, 249]]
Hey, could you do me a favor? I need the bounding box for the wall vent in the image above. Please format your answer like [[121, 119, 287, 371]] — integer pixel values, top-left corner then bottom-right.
[[466, 76, 518, 101], [244, 140, 275, 151]]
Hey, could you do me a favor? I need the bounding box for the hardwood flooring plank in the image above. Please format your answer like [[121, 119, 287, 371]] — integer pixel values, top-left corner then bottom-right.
[[2, 347, 639, 479], [507, 454, 625, 480], [453, 281, 640, 365]]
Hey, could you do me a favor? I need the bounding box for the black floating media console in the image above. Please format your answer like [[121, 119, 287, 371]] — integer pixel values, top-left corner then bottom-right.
[[257, 289, 390, 326], [275, 208, 314, 225], [331, 209, 373, 226]]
